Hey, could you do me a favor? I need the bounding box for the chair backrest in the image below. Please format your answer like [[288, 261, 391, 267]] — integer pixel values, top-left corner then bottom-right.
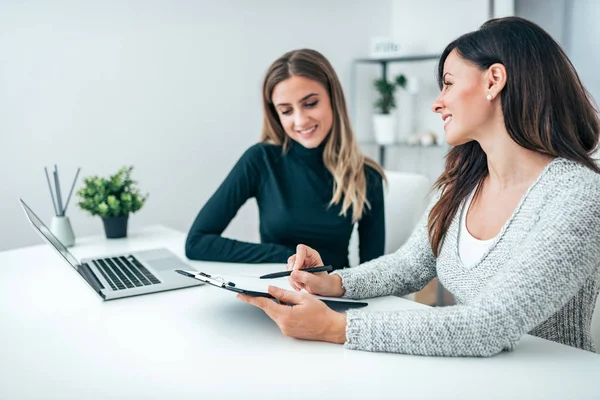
[[348, 171, 431, 265], [383, 171, 431, 254]]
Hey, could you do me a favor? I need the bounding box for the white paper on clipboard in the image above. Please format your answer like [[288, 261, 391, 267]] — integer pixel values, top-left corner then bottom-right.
[[175, 270, 368, 309]]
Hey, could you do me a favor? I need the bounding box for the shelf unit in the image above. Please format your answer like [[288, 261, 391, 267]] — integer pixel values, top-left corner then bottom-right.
[[358, 141, 446, 147], [353, 54, 440, 81], [349, 54, 440, 167]]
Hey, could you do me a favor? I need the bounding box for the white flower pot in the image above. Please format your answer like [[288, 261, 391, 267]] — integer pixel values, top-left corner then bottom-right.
[[373, 114, 396, 145]]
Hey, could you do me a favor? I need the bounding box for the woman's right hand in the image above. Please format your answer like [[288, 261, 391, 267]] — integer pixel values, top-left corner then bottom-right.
[[286, 244, 345, 297]]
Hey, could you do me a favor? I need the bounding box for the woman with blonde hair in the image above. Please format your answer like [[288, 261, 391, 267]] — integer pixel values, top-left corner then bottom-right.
[[186, 49, 386, 269]]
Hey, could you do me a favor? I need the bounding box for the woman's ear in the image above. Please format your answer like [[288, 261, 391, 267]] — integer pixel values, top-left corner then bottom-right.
[[485, 63, 507, 100]]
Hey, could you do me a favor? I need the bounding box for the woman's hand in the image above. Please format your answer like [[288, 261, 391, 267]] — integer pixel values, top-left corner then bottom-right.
[[237, 286, 347, 344], [286, 244, 345, 297]]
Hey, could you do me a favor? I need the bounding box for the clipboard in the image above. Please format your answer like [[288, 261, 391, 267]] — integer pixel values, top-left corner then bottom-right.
[[175, 270, 368, 310]]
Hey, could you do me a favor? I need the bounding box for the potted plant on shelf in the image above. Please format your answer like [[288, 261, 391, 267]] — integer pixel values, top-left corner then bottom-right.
[[373, 74, 407, 144], [77, 166, 148, 239]]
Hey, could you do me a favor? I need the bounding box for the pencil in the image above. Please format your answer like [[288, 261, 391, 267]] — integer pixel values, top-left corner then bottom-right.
[[62, 167, 80, 215], [44, 166, 59, 216]]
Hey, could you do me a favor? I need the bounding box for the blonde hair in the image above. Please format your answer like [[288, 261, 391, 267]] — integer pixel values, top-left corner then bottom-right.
[[261, 49, 386, 222]]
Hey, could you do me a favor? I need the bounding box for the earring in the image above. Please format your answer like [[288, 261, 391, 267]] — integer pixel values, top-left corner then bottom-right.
[[486, 93, 493, 100]]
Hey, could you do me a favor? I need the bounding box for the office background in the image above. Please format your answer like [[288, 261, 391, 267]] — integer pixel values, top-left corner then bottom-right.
[[0, 0, 598, 252]]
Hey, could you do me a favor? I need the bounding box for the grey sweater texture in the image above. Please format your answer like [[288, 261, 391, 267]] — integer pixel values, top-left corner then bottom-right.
[[333, 158, 600, 356]]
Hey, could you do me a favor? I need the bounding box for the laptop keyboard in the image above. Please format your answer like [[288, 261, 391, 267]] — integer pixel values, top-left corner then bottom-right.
[[92, 255, 161, 291]]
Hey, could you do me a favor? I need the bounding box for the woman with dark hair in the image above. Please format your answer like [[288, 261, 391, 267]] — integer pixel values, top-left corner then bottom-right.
[[185, 49, 385, 270], [239, 17, 600, 356]]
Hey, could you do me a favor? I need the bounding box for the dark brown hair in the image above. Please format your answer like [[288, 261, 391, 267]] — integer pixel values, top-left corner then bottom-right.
[[261, 49, 385, 222], [428, 17, 600, 256]]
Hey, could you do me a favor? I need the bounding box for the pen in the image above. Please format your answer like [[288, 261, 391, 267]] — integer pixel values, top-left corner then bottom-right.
[[259, 265, 333, 279]]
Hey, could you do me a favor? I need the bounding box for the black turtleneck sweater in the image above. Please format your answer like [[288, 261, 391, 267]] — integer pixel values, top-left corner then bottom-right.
[[185, 142, 385, 269]]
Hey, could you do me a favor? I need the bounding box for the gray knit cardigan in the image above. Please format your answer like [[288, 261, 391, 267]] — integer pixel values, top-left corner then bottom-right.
[[333, 158, 600, 356]]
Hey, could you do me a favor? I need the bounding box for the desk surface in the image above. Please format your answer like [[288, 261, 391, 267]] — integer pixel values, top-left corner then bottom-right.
[[1, 225, 599, 400]]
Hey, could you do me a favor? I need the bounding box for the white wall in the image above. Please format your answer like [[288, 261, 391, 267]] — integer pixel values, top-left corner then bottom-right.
[[389, 0, 490, 142], [0, 0, 391, 251], [515, 0, 570, 46], [568, 0, 600, 110], [380, 0, 496, 182]]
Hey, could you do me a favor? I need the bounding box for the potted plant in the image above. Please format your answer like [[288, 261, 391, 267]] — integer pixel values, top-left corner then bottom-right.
[[77, 166, 148, 239], [373, 74, 407, 144]]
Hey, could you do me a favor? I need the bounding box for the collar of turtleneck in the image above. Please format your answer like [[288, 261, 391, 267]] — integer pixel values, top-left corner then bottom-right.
[[287, 140, 325, 164]]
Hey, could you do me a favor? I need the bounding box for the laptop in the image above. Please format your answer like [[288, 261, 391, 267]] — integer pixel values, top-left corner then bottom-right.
[[19, 198, 202, 300]]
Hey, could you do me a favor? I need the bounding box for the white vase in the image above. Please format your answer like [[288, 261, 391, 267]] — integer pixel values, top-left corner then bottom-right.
[[50, 216, 75, 247], [373, 114, 396, 145], [397, 91, 416, 143]]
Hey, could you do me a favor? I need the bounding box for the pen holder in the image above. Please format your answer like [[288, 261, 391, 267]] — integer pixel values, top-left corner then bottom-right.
[[50, 216, 76, 247]]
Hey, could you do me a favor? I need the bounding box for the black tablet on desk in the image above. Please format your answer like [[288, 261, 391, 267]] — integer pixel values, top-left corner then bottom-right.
[[175, 270, 368, 310]]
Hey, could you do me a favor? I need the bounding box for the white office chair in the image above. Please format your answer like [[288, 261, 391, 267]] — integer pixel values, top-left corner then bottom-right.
[[382, 170, 431, 254], [348, 170, 431, 266]]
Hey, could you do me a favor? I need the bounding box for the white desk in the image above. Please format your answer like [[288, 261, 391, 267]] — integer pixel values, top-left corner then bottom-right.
[[1, 225, 599, 400]]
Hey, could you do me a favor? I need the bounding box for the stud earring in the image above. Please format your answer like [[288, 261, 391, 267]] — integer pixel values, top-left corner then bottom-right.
[[486, 93, 493, 100]]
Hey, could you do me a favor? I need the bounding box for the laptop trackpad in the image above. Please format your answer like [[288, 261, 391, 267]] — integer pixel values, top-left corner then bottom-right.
[[134, 249, 194, 271], [148, 257, 191, 271]]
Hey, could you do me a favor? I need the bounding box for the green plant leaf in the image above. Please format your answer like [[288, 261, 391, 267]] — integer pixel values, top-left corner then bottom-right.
[[373, 74, 406, 114], [76, 166, 148, 218], [396, 74, 407, 89]]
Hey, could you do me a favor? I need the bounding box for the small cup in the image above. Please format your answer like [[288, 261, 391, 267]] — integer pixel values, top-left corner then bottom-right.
[[50, 216, 76, 247]]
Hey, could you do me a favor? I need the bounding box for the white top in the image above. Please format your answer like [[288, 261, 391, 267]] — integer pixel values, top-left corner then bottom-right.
[[458, 188, 497, 268]]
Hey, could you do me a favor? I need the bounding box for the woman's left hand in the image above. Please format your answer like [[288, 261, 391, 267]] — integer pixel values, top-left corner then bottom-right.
[[237, 286, 347, 344]]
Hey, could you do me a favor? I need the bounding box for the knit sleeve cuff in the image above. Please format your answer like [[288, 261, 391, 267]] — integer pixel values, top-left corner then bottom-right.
[[330, 268, 359, 298], [343, 309, 370, 350]]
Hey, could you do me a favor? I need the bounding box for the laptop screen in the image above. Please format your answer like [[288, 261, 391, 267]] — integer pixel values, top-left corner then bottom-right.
[[20, 199, 81, 270]]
